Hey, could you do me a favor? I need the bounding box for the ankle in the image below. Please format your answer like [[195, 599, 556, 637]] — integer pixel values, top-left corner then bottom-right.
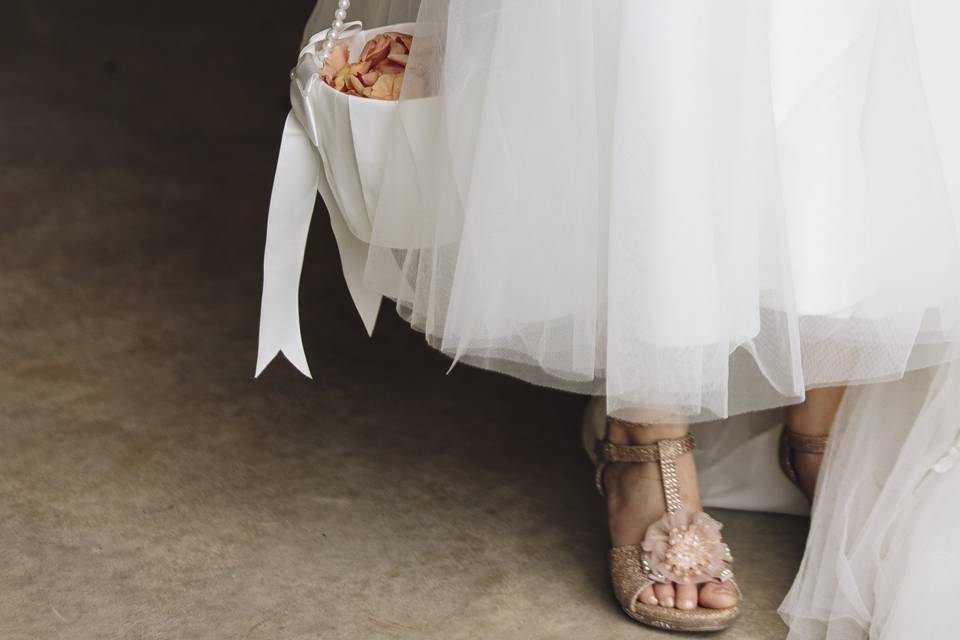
[[787, 386, 846, 437], [607, 416, 689, 446]]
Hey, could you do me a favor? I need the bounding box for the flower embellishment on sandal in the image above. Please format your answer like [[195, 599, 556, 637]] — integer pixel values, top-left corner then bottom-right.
[[641, 510, 733, 585]]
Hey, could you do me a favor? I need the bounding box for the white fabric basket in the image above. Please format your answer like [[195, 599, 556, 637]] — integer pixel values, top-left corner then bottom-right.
[[256, 22, 423, 377]]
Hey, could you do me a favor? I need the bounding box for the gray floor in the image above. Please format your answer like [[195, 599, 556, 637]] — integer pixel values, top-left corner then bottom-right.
[[0, 2, 807, 638]]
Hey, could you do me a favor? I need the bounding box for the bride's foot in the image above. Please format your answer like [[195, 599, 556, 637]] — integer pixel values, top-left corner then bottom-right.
[[603, 420, 739, 612], [783, 386, 846, 500]]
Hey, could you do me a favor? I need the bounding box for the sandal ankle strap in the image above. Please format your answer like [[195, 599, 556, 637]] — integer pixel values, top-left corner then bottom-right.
[[595, 426, 696, 499], [785, 428, 828, 454], [596, 434, 696, 464]]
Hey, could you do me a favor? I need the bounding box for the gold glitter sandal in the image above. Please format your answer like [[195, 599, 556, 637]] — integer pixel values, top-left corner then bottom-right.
[[778, 426, 828, 501], [596, 419, 741, 633]]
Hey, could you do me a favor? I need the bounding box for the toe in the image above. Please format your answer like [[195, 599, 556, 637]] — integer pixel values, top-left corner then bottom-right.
[[653, 583, 675, 608], [699, 581, 739, 609], [676, 583, 698, 610], [639, 585, 658, 606]]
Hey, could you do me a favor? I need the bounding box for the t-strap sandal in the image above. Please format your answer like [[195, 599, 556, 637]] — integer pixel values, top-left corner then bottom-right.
[[595, 423, 741, 632]]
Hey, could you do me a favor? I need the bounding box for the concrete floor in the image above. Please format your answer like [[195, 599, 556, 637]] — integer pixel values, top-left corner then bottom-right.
[[0, 2, 807, 638]]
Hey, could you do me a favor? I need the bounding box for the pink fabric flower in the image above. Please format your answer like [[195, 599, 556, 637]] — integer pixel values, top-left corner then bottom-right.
[[642, 510, 728, 585]]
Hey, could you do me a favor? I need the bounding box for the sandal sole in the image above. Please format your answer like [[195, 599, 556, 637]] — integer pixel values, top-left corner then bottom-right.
[[625, 602, 740, 633]]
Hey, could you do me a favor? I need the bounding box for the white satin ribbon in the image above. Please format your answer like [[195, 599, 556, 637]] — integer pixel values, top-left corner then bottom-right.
[[255, 110, 381, 378]]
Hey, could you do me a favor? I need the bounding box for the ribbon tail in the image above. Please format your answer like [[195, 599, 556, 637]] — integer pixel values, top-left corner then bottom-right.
[[256, 112, 318, 378], [317, 168, 382, 336]]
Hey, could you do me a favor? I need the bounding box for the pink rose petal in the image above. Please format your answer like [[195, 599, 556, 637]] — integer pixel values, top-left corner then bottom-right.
[[368, 73, 396, 100], [318, 32, 413, 100], [359, 34, 391, 66], [319, 42, 349, 84]]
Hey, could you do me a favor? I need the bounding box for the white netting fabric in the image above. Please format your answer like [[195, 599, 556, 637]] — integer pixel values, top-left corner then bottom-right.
[[323, 0, 960, 422]]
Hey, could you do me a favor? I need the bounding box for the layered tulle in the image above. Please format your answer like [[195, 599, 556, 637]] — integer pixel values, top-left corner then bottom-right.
[[310, 0, 960, 421], [779, 360, 960, 639]]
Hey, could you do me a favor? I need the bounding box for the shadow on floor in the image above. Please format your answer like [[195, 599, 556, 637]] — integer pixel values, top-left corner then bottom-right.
[[0, 2, 805, 638]]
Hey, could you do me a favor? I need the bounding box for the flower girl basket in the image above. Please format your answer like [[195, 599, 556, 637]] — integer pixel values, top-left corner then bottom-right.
[[256, 16, 421, 378]]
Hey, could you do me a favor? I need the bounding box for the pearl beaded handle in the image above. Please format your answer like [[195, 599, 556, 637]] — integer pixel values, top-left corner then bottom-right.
[[291, 1, 360, 95], [318, 0, 352, 64]]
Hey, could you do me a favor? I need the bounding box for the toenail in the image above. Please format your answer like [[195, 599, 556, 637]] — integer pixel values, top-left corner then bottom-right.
[[643, 595, 658, 605], [678, 599, 695, 610], [661, 597, 674, 608]]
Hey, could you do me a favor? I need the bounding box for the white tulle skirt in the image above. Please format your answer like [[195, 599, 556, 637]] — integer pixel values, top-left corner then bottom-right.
[[308, 0, 960, 422], [300, 2, 960, 638]]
